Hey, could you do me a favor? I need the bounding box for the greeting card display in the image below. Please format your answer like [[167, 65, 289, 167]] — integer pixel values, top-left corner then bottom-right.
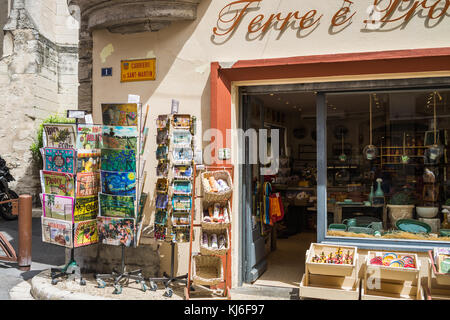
[[44, 148, 76, 174], [101, 126, 137, 150], [44, 124, 77, 149], [101, 103, 138, 127], [172, 129, 192, 145], [157, 161, 169, 177], [156, 145, 169, 160], [74, 219, 99, 248], [42, 194, 74, 222], [173, 180, 192, 195], [157, 115, 169, 129], [172, 114, 191, 128], [154, 224, 167, 241], [173, 165, 192, 179], [155, 211, 169, 225], [76, 172, 100, 197], [77, 151, 100, 173], [97, 216, 135, 247], [100, 170, 136, 196], [101, 148, 136, 172], [99, 193, 135, 218], [74, 196, 98, 222], [41, 171, 75, 197], [76, 125, 102, 150], [172, 195, 192, 212], [41, 216, 73, 248], [172, 147, 193, 164], [156, 194, 169, 210], [157, 129, 169, 145]]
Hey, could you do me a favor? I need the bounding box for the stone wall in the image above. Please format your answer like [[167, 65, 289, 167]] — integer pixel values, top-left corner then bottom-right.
[[0, 0, 78, 202]]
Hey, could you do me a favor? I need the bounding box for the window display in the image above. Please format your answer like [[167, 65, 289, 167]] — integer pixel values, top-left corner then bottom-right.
[[326, 89, 450, 242]]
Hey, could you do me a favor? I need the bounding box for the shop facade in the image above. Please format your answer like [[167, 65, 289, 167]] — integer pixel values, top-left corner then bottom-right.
[[73, 0, 450, 291]]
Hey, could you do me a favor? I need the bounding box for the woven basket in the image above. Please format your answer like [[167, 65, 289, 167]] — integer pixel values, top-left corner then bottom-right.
[[201, 170, 233, 202], [201, 200, 231, 230], [200, 227, 230, 256], [192, 255, 223, 286]]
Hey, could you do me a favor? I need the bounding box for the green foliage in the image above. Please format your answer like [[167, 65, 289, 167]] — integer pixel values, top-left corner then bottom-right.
[[445, 199, 450, 206], [29, 115, 75, 168]]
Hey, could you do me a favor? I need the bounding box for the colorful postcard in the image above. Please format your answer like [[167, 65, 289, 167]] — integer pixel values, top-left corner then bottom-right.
[[76, 172, 100, 197], [100, 170, 136, 196], [99, 193, 135, 218], [156, 115, 169, 129], [157, 128, 169, 145], [172, 129, 192, 145], [101, 126, 138, 150], [74, 219, 99, 248], [44, 148, 76, 174], [74, 196, 98, 222], [77, 151, 100, 173], [97, 216, 135, 247], [44, 124, 77, 149], [172, 114, 191, 128], [101, 104, 138, 127], [76, 124, 102, 150], [41, 216, 73, 248], [157, 161, 169, 177], [41, 171, 75, 197], [101, 148, 136, 172], [42, 194, 74, 222]]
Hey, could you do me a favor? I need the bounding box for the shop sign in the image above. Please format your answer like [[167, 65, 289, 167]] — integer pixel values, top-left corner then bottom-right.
[[212, 0, 449, 38], [121, 58, 156, 82]]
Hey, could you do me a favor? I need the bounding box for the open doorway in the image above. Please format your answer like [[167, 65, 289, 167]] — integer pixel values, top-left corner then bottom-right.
[[240, 88, 318, 289]]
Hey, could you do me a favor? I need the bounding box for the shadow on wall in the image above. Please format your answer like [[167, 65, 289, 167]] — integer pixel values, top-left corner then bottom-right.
[[0, 0, 8, 57]]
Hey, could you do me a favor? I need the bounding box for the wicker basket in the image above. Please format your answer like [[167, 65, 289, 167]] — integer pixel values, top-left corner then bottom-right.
[[200, 227, 230, 256], [201, 170, 233, 202], [201, 200, 231, 230], [192, 255, 223, 286]]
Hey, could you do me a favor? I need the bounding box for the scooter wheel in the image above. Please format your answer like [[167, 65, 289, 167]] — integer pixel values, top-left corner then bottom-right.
[[163, 288, 173, 298], [149, 281, 158, 291]]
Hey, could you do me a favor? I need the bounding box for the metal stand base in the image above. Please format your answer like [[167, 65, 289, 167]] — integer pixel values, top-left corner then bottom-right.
[[95, 245, 147, 295], [148, 241, 191, 298], [51, 260, 86, 286]]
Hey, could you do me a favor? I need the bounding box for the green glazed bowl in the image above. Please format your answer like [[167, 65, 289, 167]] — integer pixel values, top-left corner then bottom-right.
[[395, 219, 432, 234], [440, 229, 450, 237]]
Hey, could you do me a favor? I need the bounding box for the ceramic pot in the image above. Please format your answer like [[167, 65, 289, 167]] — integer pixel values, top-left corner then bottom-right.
[[387, 205, 414, 226]]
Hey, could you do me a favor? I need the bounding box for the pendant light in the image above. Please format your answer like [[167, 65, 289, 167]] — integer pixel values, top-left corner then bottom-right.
[[427, 91, 443, 163], [339, 133, 347, 162], [363, 94, 378, 160], [401, 132, 409, 164]]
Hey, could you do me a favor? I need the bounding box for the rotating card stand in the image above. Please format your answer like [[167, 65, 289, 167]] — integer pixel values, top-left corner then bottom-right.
[[95, 245, 147, 295], [95, 102, 149, 295], [42, 119, 88, 286], [147, 114, 194, 298]]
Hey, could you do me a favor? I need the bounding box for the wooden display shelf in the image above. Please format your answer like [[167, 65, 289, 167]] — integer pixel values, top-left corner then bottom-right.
[[426, 251, 450, 300], [362, 251, 422, 300], [305, 243, 358, 278], [300, 244, 360, 300], [361, 281, 423, 300], [299, 273, 360, 300]]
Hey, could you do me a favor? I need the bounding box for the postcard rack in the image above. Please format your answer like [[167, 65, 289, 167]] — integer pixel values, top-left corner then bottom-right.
[[185, 165, 234, 300], [40, 119, 102, 286], [95, 102, 149, 295], [149, 113, 196, 298]]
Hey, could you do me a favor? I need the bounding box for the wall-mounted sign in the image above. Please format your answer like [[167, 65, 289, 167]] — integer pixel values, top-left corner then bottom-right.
[[121, 58, 156, 82], [101, 68, 112, 77]]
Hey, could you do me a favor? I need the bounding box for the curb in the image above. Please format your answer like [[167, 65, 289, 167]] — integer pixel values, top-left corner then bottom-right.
[[30, 270, 111, 300], [9, 281, 34, 300]]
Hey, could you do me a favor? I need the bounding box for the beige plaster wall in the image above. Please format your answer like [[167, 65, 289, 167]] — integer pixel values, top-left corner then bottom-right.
[[90, 0, 450, 286]]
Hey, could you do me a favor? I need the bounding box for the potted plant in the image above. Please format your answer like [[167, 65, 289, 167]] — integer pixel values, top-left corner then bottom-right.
[[387, 188, 415, 226], [442, 199, 450, 211]]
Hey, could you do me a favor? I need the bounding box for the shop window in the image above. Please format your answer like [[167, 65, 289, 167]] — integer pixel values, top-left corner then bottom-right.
[[325, 89, 450, 243]]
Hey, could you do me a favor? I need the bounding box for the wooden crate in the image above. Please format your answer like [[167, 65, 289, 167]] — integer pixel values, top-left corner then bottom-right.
[[428, 250, 450, 286], [300, 274, 360, 300], [305, 243, 358, 277], [363, 251, 422, 300], [361, 281, 423, 300], [365, 251, 420, 282], [427, 256, 450, 299]]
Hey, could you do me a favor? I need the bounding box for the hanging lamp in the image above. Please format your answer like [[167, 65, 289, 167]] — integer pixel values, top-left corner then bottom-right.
[[363, 94, 378, 160], [427, 91, 443, 163]]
